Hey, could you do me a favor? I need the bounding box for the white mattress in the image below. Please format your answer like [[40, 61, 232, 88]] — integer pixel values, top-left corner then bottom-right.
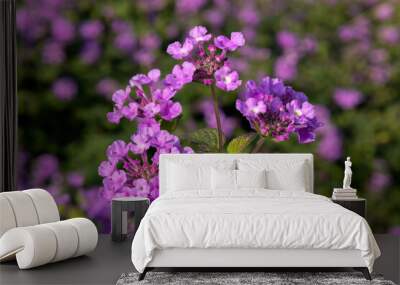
[[131, 190, 380, 273]]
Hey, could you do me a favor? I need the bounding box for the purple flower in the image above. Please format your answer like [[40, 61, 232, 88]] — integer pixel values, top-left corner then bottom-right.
[[167, 39, 194, 60], [338, 17, 370, 42], [82, 187, 110, 233], [96, 78, 119, 98], [143, 102, 161, 117], [112, 87, 130, 108], [48, 185, 70, 206], [137, 0, 167, 12], [106, 140, 129, 161], [101, 119, 191, 201], [378, 26, 399, 44], [333, 89, 363, 109], [140, 33, 161, 50], [80, 20, 104, 40], [51, 18, 75, 43], [121, 102, 139, 121], [238, 4, 260, 26], [114, 32, 135, 52], [374, 3, 393, 21], [317, 128, 342, 161], [274, 54, 298, 81], [166, 26, 245, 89], [277, 31, 298, 50], [133, 178, 150, 197], [214, 32, 245, 51], [315, 106, 342, 161], [204, 9, 225, 27], [130, 133, 151, 154], [160, 101, 182, 121], [176, 0, 206, 14], [236, 77, 321, 143], [214, 66, 242, 91], [42, 41, 65, 65], [66, 172, 85, 187], [189, 26, 212, 43], [369, 66, 390, 84], [129, 69, 160, 88], [98, 160, 116, 177], [164, 62, 195, 89], [368, 172, 391, 193], [107, 109, 123, 124], [79, 41, 101, 64], [103, 170, 127, 192], [52, 77, 77, 101], [32, 154, 59, 185]]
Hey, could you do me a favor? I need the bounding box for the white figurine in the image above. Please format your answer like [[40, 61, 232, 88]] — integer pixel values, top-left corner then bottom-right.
[[343, 157, 353, 189]]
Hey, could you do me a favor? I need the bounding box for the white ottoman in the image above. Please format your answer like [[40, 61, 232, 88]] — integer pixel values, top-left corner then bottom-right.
[[0, 189, 98, 269]]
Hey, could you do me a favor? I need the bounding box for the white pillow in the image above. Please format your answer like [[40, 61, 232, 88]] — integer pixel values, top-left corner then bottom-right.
[[237, 159, 307, 191], [236, 169, 267, 189], [211, 168, 237, 190], [167, 162, 211, 191]]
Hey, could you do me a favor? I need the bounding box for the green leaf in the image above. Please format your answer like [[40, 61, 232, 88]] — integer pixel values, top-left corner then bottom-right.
[[227, 133, 257, 153], [188, 128, 224, 153]]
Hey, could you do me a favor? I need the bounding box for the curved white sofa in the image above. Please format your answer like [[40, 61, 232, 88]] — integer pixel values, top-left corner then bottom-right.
[[0, 189, 98, 269]]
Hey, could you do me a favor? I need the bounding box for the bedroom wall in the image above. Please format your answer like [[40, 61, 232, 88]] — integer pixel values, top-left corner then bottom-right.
[[16, 0, 400, 234]]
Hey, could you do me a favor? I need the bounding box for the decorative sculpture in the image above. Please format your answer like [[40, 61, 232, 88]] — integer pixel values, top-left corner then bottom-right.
[[343, 157, 353, 189]]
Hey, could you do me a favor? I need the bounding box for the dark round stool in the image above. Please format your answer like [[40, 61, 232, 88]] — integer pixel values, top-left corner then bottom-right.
[[111, 197, 149, 242]]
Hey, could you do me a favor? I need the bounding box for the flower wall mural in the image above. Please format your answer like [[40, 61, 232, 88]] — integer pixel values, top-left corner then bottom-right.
[[98, 26, 320, 201], [17, 0, 400, 234]]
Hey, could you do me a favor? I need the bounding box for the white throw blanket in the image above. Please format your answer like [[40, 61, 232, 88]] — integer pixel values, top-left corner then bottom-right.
[[131, 190, 380, 273]]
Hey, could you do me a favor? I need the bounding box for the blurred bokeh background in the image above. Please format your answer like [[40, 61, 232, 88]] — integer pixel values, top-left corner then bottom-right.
[[16, 0, 400, 234]]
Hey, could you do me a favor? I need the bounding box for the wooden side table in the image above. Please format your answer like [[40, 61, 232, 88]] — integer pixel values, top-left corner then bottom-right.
[[331, 198, 366, 218], [111, 197, 149, 242]]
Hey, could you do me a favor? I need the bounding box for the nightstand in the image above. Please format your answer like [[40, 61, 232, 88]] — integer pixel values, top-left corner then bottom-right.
[[111, 197, 149, 242], [331, 198, 366, 218]]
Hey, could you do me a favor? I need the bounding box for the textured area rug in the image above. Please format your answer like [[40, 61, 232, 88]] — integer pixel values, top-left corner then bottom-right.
[[116, 272, 395, 285]]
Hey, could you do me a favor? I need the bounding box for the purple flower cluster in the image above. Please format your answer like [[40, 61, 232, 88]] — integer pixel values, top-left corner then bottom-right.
[[30, 154, 71, 206], [236, 77, 321, 143], [166, 26, 245, 91], [101, 66, 194, 200], [106, 67, 192, 124], [338, 15, 393, 85], [333, 88, 363, 110], [98, 120, 193, 200], [52, 77, 78, 101], [274, 31, 317, 81]]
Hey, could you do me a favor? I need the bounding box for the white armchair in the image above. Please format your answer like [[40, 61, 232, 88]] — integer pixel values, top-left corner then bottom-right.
[[0, 189, 98, 269]]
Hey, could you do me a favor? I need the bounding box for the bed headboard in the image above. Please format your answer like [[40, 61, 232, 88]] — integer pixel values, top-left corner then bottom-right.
[[159, 153, 314, 195]]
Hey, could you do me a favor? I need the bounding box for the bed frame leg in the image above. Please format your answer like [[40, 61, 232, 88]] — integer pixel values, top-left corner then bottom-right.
[[354, 267, 371, 280], [138, 268, 148, 281]]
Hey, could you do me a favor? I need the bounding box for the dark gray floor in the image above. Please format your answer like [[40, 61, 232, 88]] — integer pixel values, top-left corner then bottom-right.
[[0, 234, 398, 285]]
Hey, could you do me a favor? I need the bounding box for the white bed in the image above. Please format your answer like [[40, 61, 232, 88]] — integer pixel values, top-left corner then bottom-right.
[[131, 154, 380, 280]]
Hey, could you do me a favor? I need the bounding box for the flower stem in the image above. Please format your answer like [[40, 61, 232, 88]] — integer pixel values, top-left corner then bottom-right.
[[252, 136, 266, 153], [210, 85, 223, 152]]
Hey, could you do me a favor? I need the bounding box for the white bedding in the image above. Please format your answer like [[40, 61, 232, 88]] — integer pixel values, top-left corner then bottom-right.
[[131, 190, 380, 273]]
